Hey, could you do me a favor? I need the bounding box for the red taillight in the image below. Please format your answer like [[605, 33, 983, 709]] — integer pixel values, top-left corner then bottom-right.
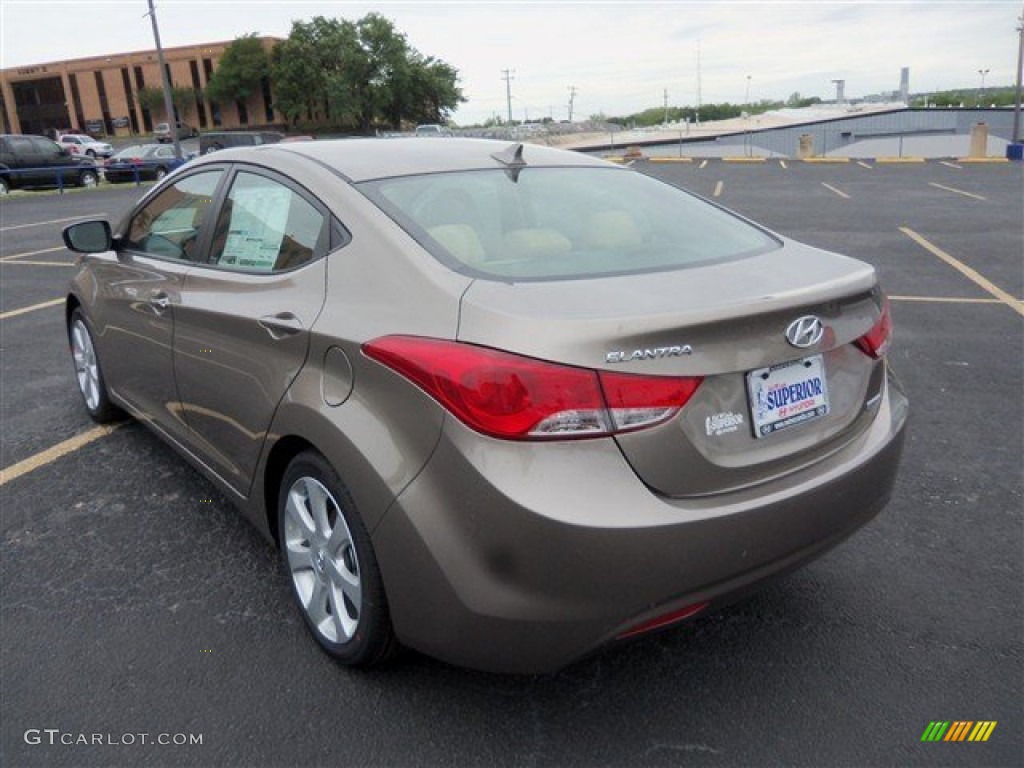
[[362, 336, 702, 441], [854, 298, 892, 359]]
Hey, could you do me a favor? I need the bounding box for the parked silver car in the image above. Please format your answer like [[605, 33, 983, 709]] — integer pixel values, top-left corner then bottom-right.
[[62, 139, 908, 673]]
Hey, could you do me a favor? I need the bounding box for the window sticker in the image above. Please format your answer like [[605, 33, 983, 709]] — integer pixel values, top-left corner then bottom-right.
[[220, 186, 292, 269]]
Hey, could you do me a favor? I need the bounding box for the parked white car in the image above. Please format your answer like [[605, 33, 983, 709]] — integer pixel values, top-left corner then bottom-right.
[[58, 134, 113, 158]]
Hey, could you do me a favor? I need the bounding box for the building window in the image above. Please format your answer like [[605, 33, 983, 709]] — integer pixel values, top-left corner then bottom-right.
[[189, 59, 206, 128], [93, 70, 112, 135], [68, 74, 86, 133], [120, 67, 139, 134], [134, 66, 152, 132]]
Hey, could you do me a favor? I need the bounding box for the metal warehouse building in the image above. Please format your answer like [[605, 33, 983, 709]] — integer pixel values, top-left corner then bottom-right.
[[0, 37, 281, 138]]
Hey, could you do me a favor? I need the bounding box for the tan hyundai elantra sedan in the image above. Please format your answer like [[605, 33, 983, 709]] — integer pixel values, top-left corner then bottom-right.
[[63, 138, 908, 673]]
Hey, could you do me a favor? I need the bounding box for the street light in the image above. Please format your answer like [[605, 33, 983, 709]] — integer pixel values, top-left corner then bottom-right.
[[978, 67, 990, 106], [745, 75, 752, 108]]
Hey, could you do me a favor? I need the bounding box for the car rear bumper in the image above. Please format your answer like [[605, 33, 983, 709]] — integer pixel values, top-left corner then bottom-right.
[[372, 370, 908, 674]]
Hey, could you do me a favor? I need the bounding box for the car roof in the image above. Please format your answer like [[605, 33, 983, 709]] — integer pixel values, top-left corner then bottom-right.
[[234, 137, 616, 182]]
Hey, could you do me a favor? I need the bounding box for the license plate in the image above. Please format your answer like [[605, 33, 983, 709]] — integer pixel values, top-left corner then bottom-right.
[[747, 355, 829, 438]]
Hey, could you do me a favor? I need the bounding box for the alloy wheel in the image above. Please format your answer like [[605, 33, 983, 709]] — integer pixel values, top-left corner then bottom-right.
[[71, 318, 101, 411], [283, 476, 362, 644]]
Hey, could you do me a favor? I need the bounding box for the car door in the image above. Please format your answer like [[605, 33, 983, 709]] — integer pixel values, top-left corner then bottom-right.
[[90, 169, 225, 442], [172, 167, 330, 494], [28, 137, 71, 185]]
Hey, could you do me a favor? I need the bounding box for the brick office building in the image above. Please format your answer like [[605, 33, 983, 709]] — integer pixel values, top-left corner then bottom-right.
[[0, 37, 282, 137]]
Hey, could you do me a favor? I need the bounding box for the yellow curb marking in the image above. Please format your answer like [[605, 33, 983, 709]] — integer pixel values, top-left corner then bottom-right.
[[0, 424, 122, 487], [0, 214, 102, 233], [899, 227, 1024, 316], [1, 260, 76, 267], [0, 246, 67, 262], [928, 182, 986, 201], [0, 297, 64, 320], [890, 295, 1005, 304]]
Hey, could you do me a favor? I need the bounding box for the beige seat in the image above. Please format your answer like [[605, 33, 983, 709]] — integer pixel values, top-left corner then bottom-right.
[[584, 210, 643, 250], [428, 224, 486, 265], [498, 227, 572, 261]]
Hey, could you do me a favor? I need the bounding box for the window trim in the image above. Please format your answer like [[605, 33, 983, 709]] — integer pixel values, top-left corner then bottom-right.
[[117, 165, 230, 265], [189, 163, 342, 276]]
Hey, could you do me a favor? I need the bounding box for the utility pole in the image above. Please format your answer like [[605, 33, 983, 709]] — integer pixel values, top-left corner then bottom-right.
[[146, 0, 182, 159], [745, 75, 752, 108], [1013, 10, 1023, 144], [501, 69, 515, 125], [567, 85, 577, 122], [695, 40, 702, 125], [663, 88, 669, 125]]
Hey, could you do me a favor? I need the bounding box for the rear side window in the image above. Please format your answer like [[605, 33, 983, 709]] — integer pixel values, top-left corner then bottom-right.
[[123, 171, 223, 261], [359, 167, 779, 281], [207, 171, 325, 272]]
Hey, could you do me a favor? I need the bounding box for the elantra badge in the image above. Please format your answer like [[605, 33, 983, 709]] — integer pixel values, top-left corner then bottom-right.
[[605, 345, 692, 364], [785, 316, 824, 349]]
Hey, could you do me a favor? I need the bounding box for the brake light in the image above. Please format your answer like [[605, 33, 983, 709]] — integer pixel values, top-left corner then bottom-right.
[[363, 336, 702, 441], [854, 298, 892, 358]]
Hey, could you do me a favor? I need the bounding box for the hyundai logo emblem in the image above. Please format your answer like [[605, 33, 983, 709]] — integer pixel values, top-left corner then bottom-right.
[[785, 315, 825, 348]]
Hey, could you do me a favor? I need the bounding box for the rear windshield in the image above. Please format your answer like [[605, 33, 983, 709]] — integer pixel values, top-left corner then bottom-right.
[[357, 167, 779, 280]]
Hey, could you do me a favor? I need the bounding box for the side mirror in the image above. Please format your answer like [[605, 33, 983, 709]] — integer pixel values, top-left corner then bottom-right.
[[63, 220, 112, 253]]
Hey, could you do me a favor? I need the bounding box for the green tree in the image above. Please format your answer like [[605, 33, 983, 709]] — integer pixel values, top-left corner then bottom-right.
[[270, 13, 463, 132], [136, 85, 198, 120], [205, 34, 270, 105]]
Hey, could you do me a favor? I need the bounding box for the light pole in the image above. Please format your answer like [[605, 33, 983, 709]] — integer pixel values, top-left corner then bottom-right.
[[977, 67, 990, 106], [146, 0, 182, 159], [744, 75, 752, 108], [1013, 12, 1023, 144]]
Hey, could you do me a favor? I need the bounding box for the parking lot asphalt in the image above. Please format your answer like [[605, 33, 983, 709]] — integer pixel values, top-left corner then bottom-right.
[[1, 160, 1021, 767]]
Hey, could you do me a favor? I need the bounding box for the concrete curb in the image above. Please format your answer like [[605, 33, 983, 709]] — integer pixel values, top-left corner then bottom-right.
[[802, 157, 851, 163], [648, 157, 693, 164], [722, 157, 767, 163], [956, 157, 1010, 163]]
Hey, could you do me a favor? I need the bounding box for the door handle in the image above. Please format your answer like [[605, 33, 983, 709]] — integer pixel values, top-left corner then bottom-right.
[[258, 312, 304, 339], [149, 292, 171, 311]]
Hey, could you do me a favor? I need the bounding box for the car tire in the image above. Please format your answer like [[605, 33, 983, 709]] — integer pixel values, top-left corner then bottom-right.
[[68, 308, 121, 423], [78, 169, 98, 188], [155, 166, 168, 181], [278, 451, 399, 667]]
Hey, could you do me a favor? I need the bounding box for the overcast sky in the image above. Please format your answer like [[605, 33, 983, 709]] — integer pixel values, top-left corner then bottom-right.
[[2, 1, 1020, 124]]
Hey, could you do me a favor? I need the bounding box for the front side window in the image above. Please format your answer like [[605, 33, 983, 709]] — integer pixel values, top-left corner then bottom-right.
[[28, 137, 63, 158], [359, 167, 780, 281], [123, 171, 223, 261], [207, 171, 325, 272]]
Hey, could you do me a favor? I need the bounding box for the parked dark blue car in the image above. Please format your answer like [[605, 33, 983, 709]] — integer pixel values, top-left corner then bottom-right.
[[104, 144, 190, 183]]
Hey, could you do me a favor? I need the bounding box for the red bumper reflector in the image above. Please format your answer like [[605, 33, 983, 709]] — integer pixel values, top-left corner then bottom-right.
[[616, 601, 709, 640]]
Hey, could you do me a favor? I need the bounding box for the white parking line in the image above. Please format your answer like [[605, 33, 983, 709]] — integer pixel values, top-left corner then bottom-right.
[[713, 180, 724, 197], [899, 227, 1024, 316], [928, 182, 986, 201], [0, 424, 122, 487], [0, 298, 64, 320], [779, 160, 788, 169], [0, 246, 67, 262], [0, 214, 102, 233], [940, 161, 962, 169], [821, 182, 850, 199], [699, 160, 708, 169], [856, 161, 873, 169]]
